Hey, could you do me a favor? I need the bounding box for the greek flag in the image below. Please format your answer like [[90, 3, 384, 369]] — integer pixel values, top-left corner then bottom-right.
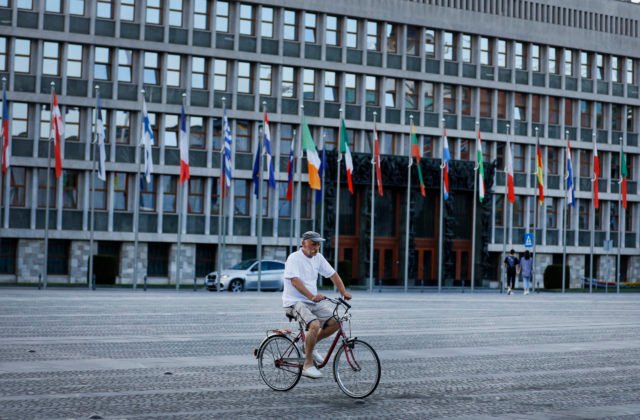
[[222, 107, 233, 189], [141, 98, 154, 184]]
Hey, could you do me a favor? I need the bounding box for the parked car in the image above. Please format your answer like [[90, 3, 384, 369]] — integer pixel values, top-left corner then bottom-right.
[[205, 259, 286, 292]]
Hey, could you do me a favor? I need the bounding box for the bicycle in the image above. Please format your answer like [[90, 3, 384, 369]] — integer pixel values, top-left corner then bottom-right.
[[254, 297, 381, 398]]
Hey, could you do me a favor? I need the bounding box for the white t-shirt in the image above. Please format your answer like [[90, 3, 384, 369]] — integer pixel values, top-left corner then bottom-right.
[[282, 249, 336, 307]]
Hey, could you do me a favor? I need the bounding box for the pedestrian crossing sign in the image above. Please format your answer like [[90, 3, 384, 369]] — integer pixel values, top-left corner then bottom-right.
[[524, 233, 534, 248]]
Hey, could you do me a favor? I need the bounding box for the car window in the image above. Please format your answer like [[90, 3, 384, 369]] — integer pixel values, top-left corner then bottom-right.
[[267, 261, 285, 270], [232, 259, 257, 270]]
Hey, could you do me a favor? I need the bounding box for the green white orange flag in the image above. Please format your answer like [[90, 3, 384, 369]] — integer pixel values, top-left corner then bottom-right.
[[476, 128, 485, 203], [301, 113, 321, 190], [620, 147, 627, 209], [410, 123, 426, 197], [340, 118, 354, 194]]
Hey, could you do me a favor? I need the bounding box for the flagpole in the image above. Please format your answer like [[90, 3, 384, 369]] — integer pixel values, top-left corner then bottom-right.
[[369, 112, 377, 293], [175, 93, 187, 290], [256, 103, 266, 293], [617, 136, 623, 294], [319, 130, 326, 257], [532, 127, 540, 293], [132, 89, 145, 290], [562, 130, 568, 294], [404, 117, 413, 292], [43, 82, 56, 289], [88, 85, 100, 290], [289, 129, 296, 255], [334, 108, 343, 273], [0, 77, 6, 229], [295, 120, 303, 248], [438, 118, 445, 293], [589, 132, 596, 294], [471, 121, 479, 293], [501, 124, 510, 295], [216, 97, 227, 291]]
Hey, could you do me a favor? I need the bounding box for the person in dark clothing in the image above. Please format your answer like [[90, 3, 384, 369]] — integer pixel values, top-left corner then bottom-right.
[[503, 249, 519, 295]]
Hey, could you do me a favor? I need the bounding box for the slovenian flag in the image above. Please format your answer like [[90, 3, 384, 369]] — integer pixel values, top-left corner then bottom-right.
[[442, 128, 451, 200], [506, 141, 515, 204], [179, 104, 190, 184], [340, 118, 354, 194], [263, 111, 276, 189]]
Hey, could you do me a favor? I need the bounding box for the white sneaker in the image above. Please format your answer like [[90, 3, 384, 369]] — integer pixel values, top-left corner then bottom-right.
[[507, 287, 512, 295], [312, 350, 324, 365], [302, 366, 322, 379], [524, 290, 529, 295]]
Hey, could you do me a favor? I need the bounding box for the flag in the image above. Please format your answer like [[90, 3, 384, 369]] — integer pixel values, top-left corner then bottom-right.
[[592, 142, 599, 209], [252, 135, 261, 197], [476, 129, 485, 203], [301, 114, 321, 190], [285, 139, 294, 201], [141, 98, 154, 184], [373, 123, 383, 196], [51, 89, 64, 179], [505, 141, 515, 204], [95, 94, 106, 181], [1, 85, 9, 174], [536, 144, 544, 205], [221, 106, 233, 191], [566, 140, 575, 207], [316, 141, 326, 202], [263, 111, 276, 189], [442, 128, 451, 200], [340, 119, 354, 194], [410, 123, 426, 197], [620, 147, 627, 209], [179, 104, 189, 184]]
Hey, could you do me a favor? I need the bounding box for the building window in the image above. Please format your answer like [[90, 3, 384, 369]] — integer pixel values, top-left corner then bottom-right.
[[261, 7, 273, 38], [303, 69, 315, 100], [94, 47, 111, 80], [305, 12, 317, 43], [239, 4, 254, 35], [626, 58, 635, 84], [146, 0, 162, 24], [406, 25, 419, 56], [66, 44, 83, 78], [162, 175, 177, 213], [281, 66, 296, 98], [324, 71, 338, 102], [234, 179, 249, 216], [164, 114, 179, 148], [188, 177, 205, 214], [461, 34, 472, 63], [0, 238, 16, 273], [345, 73, 357, 104], [461, 86, 472, 116], [443, 84, 456, 114], [280, 124, 293, 157], [46, 0, 62, 13], [385, 23, 398, 54], [596, 54, 605, 80], [191, 56, 207, 89], [513, 196, 524, 227], [497, 39, 507, 68], [140, 175, 156, 211], [480, 37, 492, 65], [47, 240, 69, 275], [531, 44, 540, 72], [235, 120, 251, 153], [612, 104, 623, 131], [366, 21, 380, 51], [565, 98, 574, 126], [169, 0, 183, 27], [166, 54, 181, 87], [424, 29, 435, 58], [548, 97, 560, 125], [144, 52, 160, 85], [96, 0, 112, 18], [480, 88, 491, 118], [92, 175, 106, 210], [580, 100, 592, 128], [42, 42, 60, 76], [147, 243, 169, 277], [423, 82, 434, 112], [120, 0, 134, 21], [63, 170, 79, 209], [514, 93, 526, 121], [580, 51, 592, 79], [384, 78, 397, 108], [113, 172, 128, 211], [237, 61, 253, 94], [515, 42, 526, 70], [611, 56, 622, 83], [39, 105, 52, 140], [190, 116, 206, 148], [38, 169, 56, 208], [210, 176, 220, 215], [69, 0, 85, 15], [513, 144, 525, 173], [216, 1, 229, 32], [323, 127, 337, 151], [346, 18, 358, 48], [595, 102, 605, 130], [283, 10, 297, 41], [548, 47, 560, 74], [443, 31, 455, 61], [9, 167, 26, 207], [548, 147, 559, 175], [404, 80, 418, 110], [0, 37, 5, 72], [326, 15, 340, 46], [497, 90, 507, 119], [192, 0, 209, 29], [365, 76, 378, 106], [565, 49, 574, 76], [65, 107, 80, 141], [278, 181, 292, 217], [259, 64, 272, 96], [115, 111, 130, 144], [214, 59, 228, 92], [118, 49, 133, 83], [531, 95, 541, 123]]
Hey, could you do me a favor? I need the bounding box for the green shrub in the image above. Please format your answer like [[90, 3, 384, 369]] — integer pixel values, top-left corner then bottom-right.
[[543, 264, 570, 289], [337, 260, 352, 288]]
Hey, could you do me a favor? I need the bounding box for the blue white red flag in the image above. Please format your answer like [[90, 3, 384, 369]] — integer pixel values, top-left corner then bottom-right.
[[442, 128, 451, 200], [566, 140, 575, 207]]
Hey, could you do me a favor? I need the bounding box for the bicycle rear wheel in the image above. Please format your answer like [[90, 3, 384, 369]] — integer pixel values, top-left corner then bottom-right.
[[333, 339, 381, 398], [258, 335, 302, 391]]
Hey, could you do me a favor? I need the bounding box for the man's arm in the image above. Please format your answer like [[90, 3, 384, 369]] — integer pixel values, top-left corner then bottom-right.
[[329, 272, 352, 300], [290, 277, 324, 302]]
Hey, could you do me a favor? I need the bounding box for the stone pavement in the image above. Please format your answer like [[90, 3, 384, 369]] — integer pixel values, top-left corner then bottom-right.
[[0, 288, 639, 419]]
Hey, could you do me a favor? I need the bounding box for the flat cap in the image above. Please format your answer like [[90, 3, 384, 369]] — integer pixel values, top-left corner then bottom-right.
[[302, 231, 325, 243]]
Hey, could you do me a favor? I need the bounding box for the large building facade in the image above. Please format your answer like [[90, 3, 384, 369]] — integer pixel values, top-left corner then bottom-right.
[[0, 0, 638, 288]]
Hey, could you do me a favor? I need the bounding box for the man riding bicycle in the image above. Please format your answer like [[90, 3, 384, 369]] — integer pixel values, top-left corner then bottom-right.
[[282, 231, 352, 379]]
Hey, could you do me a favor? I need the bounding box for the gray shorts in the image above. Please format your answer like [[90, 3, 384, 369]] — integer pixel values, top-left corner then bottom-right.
[[285, 300, 335, 329]]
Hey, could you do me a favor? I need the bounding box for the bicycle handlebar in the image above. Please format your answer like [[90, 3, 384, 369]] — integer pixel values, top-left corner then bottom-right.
[[324, 296, 351, 310]]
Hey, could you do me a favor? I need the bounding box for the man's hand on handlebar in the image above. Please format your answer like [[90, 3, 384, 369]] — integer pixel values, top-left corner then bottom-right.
[[311, 293, 326, 302], [341, 291, 352, 300]]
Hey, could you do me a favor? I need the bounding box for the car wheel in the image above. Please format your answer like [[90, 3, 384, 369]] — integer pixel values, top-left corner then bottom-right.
[[228, 279, 244, 292]]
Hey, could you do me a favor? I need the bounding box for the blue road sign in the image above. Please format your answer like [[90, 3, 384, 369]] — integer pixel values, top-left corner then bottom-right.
[[524, 233, 534, 248]]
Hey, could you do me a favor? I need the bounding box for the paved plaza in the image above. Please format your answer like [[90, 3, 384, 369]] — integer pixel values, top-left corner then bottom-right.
[[0, 288, 639, 419]]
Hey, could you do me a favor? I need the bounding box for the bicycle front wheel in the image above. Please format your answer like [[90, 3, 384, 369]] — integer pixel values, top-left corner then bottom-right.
[[258, 335, 302, 391], [333, 339, 381, 398]]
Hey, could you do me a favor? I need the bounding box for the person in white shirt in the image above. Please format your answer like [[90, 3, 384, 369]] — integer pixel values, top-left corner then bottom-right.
[[283, 231, 352, 379]]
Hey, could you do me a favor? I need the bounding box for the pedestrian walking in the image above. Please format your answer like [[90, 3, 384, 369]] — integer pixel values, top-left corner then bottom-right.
[[519, 250, 533, 295], [504, 249, 519, 295]]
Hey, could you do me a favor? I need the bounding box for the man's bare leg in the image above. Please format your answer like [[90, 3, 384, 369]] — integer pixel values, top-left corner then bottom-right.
[[303, 319, 340, 369]]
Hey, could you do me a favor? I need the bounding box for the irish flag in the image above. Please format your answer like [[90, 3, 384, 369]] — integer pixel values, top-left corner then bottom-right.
[[410, 123, 426, 197], [476, 129, 485, 203], [301, 114, 321, 190], [506, 141, 515, 204], [621, 147, 627, 209], [340, 119, 354, 194]]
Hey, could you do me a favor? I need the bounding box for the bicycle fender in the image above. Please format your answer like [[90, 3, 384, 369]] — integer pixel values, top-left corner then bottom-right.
[[253, 331, 292, 359]]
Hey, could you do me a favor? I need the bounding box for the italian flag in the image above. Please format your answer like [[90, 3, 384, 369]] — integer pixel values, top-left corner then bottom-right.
[[476, 128, 485, 203], [301, 114, 321, 190], [506, 141, 515, 204], [340, 119, 354, 194]]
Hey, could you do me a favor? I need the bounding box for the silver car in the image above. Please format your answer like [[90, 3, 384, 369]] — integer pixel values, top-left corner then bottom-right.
[[205, 259, 286, 292]]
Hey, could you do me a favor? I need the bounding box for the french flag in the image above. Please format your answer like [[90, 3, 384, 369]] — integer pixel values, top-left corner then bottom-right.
[[442, 128, 451, 200]]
